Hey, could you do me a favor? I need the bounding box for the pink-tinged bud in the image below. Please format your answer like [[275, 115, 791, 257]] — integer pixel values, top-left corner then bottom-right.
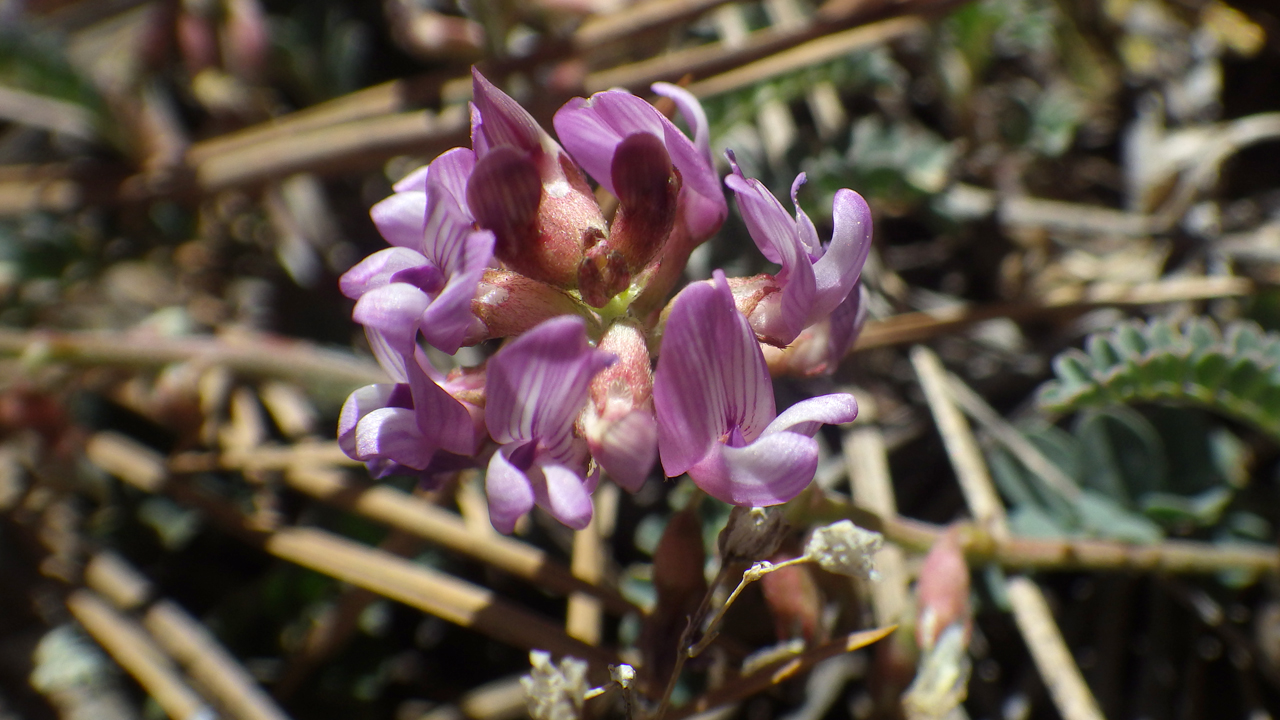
[[469, 70, 607, 290], [467, 146, 542, 251], [177, 6, 219, 75], [759, 550, 823, 643], [221, 0, 269, 81], [763, 285, 867, 377], [641, 506, 707, 687], [467, 269, 598, 344], [724, 273, 799, 348], [607, 133, 680, 272], [582, 320, 656, 491], [577, 241, 629, 308], [442, 364, 487, 409], [915, 527, 971, 652]]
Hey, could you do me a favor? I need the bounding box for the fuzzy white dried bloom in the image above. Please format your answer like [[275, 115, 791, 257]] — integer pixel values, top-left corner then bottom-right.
[[902, 623, 971, 720], [804, 520, 883, 579], [718, 506, 789, 563], [609, 664, 635, 689], [522, 650, 589, 720]]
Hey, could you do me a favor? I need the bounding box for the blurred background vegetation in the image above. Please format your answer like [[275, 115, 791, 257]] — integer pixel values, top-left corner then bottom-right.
[[1, 0, 1279, 718]]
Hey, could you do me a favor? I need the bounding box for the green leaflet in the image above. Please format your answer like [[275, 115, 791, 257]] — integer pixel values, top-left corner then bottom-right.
[[1039, 318, 1280, 442]]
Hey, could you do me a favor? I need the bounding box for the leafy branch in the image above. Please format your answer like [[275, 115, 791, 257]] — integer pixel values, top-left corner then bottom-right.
[[1039, 317, 1280, 442]]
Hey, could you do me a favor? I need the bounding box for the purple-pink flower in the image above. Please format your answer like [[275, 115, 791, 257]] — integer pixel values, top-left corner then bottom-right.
[[468, 69, 607, 294], [653, 271, 859, 506], [338, 67, 874, 532], [582, 320, 657, 492], [554, 82, 726, 249], [483, 315, 616, 532], [725, 153, 872, 347], [338, 347, 484, 483], [342, 147, 494, 369]]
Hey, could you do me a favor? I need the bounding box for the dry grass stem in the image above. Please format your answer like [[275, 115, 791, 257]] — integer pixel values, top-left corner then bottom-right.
[[567, 489, 611, 645], [686, 17, 925, 98], [824, 497, 1280, 575], [86, 431, 618, 675], [668, 626, 898, 720], [854, 276, 1252, 352], [1006, 578, 1107, 720], [583, 0, 886, 93], [943, 373, 1081, 500], [170, 442, 359, 474], [185, 74, 448, 165], [910, 346, 1009, 539], [66, 589, 215, 720], [911, 353, 1106, 720], [194, 108, 468, 191], [0, 85, 97, 140], [574, 0, 735, 49], [84, 553, 294, 720], [264, 526, 619, 671], [275, 531, 425, 700], [0, 329, 386, 389], [284, 467, 639, 615], [843, 426, 911, 626]]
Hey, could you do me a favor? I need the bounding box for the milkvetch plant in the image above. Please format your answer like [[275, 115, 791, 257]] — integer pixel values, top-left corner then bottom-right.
[[339, 68, 874, 532]]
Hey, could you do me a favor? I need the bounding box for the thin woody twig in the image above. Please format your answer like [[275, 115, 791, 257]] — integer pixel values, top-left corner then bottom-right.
[[943, 373, 1081, 501], [843, 424, 911, 626], [0, 275, 1247, 384], [584, 0, 915, 93], [911, 349, 1106, 720], [273, 530, 424, 700], [281, 467, 639, 616], [852, 276, 1253, 353], [667, 626, 897, 720], [1006, 578, 1107, 720], [264, 526, 619, 672], [193, 108, 469, 192], [0, 329, 386, 391], [685, 17, 925, 98], [86, 432, 619, 679], [574, 0, 735, 50], [83, 552, 293, 720], [67, 590, 215, 720], [910, 346, 1009, 539]]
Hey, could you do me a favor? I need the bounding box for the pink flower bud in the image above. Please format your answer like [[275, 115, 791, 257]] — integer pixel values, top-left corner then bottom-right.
[[469, 70, 606, 290], [915, 527, 971, 651], [467, 269, 598, 345], [221, 0, 268, 82], [582, 320, 656, 491]]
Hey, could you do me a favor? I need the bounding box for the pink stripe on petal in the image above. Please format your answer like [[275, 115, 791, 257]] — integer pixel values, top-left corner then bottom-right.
[[485, 316, 614, 448], [654, 273, 774, 477]]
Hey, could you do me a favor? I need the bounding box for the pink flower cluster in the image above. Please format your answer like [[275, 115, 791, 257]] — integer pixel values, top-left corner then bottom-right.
[[339, 69, 872, 533]]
